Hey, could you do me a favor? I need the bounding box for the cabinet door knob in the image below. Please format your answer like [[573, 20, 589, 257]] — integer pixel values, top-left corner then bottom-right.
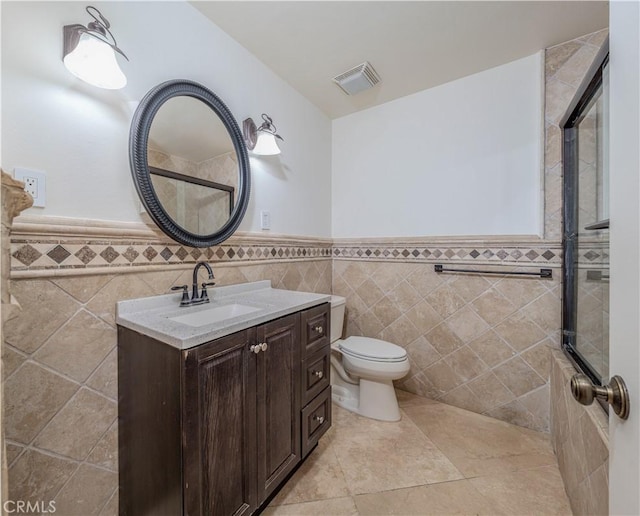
[[250, 345, 261, 354], [313, 370, 324, 379], [313, 415, 325, 424], [314, 326, 324, 334], [260, 342, 268, 352]]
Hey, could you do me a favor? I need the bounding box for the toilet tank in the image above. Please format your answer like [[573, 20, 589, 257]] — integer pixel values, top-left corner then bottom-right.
[[329, 295, 346, 343]]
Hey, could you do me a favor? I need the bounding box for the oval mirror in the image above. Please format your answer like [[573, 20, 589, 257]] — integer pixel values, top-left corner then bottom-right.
[[129, 80, 250, 247]]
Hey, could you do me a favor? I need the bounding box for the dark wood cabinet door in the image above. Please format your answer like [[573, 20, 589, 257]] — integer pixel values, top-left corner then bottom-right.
[[183, 329, 258, 516], [256, 314, 301, 502]]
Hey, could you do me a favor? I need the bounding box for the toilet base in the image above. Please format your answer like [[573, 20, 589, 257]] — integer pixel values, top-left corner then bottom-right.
[[331, 378, 401, 422]]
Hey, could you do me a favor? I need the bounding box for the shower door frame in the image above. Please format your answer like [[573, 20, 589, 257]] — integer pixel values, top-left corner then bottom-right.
[[560, 38, 610, 401]]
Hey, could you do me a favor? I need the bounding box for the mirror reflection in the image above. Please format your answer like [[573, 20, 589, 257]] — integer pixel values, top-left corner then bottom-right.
[[147, 96, 239, 235]]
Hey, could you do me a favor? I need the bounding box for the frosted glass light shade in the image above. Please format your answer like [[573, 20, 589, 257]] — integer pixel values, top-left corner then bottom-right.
[[63, 33, 127, 89], [252, 132, 281, 156]]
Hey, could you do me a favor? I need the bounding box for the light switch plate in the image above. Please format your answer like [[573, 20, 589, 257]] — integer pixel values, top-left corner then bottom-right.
[[260, 210, 271, 230]]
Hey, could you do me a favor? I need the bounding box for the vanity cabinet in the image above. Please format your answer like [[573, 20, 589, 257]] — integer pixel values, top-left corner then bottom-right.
[[118, 303, 330, 516]]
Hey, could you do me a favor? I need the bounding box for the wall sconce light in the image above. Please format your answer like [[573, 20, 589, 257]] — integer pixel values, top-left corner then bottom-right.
[[243, 114, 284, 156], [63, 6, 128, 90]]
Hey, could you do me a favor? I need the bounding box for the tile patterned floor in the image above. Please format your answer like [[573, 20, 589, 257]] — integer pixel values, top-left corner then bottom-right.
[[266, 390, 572, 515]]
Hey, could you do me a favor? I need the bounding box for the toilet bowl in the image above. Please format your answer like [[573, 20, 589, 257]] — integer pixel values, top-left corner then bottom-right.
[[329, 295, 410, 421]]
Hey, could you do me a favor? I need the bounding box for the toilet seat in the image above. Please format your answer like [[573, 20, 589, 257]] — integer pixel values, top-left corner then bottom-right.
[[339, 336, 407, 363]]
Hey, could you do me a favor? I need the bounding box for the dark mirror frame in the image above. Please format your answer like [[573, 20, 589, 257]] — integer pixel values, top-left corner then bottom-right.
[[129, 79, 250, 248]]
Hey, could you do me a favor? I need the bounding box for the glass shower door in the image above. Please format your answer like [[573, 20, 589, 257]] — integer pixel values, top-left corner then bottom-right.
[[562, 52, 610, 390]]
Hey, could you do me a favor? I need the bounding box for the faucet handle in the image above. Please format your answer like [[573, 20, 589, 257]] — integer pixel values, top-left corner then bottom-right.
[[171, 285, 190, 306], [199, 282, 216, 301]]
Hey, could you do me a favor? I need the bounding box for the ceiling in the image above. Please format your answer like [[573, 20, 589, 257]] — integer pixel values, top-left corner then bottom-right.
[[193, 1, 608, 119]]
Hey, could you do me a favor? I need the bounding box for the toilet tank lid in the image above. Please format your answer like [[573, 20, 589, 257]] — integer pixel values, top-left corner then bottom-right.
[[339, 336, 407, 360], [330, 295, 346, 306]]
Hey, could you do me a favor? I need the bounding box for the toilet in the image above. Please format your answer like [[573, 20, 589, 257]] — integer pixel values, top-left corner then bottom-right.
[[329, 295, 410, 421]]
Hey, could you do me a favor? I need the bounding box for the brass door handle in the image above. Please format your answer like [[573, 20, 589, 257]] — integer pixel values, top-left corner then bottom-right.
[[570, 373, 630, 420]]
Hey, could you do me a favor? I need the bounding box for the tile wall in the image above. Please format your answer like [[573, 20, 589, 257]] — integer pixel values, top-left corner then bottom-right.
[[4, 218, 332, 514], [551, 349, 608, 515], [333, 245, 561, 432]]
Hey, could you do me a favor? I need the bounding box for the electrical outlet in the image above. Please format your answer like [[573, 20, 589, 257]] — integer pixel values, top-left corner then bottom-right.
[[14, 168, 46, 207]]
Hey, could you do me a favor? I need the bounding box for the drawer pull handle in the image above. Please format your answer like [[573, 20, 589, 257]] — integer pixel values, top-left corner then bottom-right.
[[250, 345, 261, 354], [312, 370, 324, 379], [313, 415, 325, 424], [260, 342, 268, 352], [314, 326, 324, 334]]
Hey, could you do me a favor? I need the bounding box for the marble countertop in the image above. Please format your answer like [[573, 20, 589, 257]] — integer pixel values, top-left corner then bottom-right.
[[116, 280, 331, 350]]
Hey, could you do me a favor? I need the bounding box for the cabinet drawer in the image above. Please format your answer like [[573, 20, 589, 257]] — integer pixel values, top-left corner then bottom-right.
[[301, 386, 332, 458], [301, 303, 329, 357], [302, 349, 330, 405]]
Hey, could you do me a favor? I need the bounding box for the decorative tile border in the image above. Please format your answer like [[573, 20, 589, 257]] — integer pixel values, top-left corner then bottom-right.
[[332, 238, 562, 266], [10, 216, 563, 276], [10, 240, 332, 273]]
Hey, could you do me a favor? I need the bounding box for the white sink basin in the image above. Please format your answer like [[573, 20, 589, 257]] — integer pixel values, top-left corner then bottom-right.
[[168, 303, 261, 327]]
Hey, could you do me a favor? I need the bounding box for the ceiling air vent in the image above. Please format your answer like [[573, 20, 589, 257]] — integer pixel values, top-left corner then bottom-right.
[[333, 61, 380, 96]]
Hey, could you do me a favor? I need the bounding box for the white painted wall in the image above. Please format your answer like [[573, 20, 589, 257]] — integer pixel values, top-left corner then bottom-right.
[[609, 1, 640, 514], [1, 1, 332, 237], [332, 53, 543, 238]]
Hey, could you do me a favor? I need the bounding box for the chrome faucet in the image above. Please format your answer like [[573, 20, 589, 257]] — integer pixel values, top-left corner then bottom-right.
[[171, 261, 216, 307]]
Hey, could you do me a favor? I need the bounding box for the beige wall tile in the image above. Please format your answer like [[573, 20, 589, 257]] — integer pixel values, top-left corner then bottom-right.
[[446, 307, 490, 343], [425, 285, 466, 319], [5, 280, 80, 353], [493, 356, 546, 397], [98, 490, 118, 516], [554, 45, 600, 87], [5, 442, 24, 467], [52, 275, 114, 303], [406, 336, 441, 370], [86, 275, 155, 326], [406, 266, 444, 296], [2, 345, 26, 378], [493, 311, 547, 353], [86, 421, 118, 472], [53, 464, 117, 515], [5, 362, 79, 443], [425, 360, 464, 396], [405, 300, 443, 334], [444, 346, 488, 383], [467, 372, 515, 410], [8, 449, 77, 503], [379, 314, 421, 347], [86, 349, 117, 400], [546, 40, 583, 77], [370, 296, 402, 327], [468, 330, 516, 368], [34, 310, 115, 382], [520, 339, 552, 378], [470, 289, 517, 326], [448, 275, 492, 303], [34, 388, 116, 461], [426, 322, 465, 357]]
